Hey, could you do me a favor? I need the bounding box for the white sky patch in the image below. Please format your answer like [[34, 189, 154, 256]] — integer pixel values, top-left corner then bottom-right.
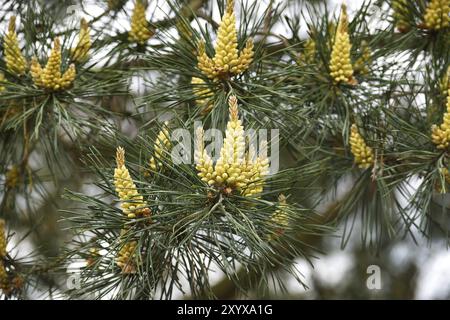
[[285, 258, 313, 294], [312, 251, 354, 286], [388, 242, 417, 269], [1, 0, 449, 299], [416, 249, 450, 299], [287, 251, 354, 296]]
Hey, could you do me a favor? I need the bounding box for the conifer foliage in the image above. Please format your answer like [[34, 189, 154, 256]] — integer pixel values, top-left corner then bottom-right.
[[0, 0, 449, 300]]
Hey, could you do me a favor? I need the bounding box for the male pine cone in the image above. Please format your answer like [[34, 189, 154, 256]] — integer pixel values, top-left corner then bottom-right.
[[191, 77, 213, 113], [329, 5, 356, 85], [268, 194, 289, 241], [0, 219, 7, 295], [31, 38, 76, 91], [149, 124, 172, 171], [3, 16, 27, 76], [423, 0, 450, 30], [0, 219, 6, 259], [349, 124, 374, 169], [441, 66, 450, 95], [71, 18, 91, 63], [116, 240, 138, 274], [195, 96, 269, 196], [354, 40, 372, 76], [391, 0, 411, 32], [298, 37, 316, 65], [129, 0, 154, 45], [114, 147, 150, 219], [197, 0, 254, 80], [431, 90, 450, 150], [0, 73, 5, 92]]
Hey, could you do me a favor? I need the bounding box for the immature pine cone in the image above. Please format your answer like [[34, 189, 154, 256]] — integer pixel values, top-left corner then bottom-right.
[[349, 124, 374, 169], [329, 5, 356, 85]]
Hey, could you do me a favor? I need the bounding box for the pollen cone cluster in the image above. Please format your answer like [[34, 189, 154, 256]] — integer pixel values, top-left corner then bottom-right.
[[443, 167, 450, 184], [432, 90, 450, 150], [242, 142, 269, 197], [391, 0, 411, 32], [329, 5, 355, 85], [129, 0, 154, 45], [268, 194, 289, 241], [197, 0, 254, 80], [191, 77, 213, 113], [149, 124, 172, 171], [195, 96, 269, 196], [297, 37, 316, 65], [71, 18, 91, 63], [0, 219, 6, 259], [0, 72, 5, 92], [5, 165, 20, 189], [116, 240, 138, 274], [423, 0, 450, 30], [441, 66, 450, 95], [349, 124, 374, 169], [327, 21, 337, 48], [0, 221, 21, 297], [3, 16, 27, 76], [114, 147, 151, 219], [354, 40, 372, 75], [31, 38, 76, 91], [436, 167, 450, 193], [0, 219, 8, 294]]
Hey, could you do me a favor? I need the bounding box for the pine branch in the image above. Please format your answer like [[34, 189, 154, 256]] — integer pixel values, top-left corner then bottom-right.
[[201, 189, 351, 299]]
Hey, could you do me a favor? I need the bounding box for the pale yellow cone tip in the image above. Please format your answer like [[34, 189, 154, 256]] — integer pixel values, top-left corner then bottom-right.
[[116, 146, 125, 167], [198, 40, 206, 53], [338, 4, 349, 32], [228, 96, 239, 120], [195, 127, 205, 156], [54, 37, 61, 49], [196, 126, 204, 142], [278, 194, 286, 204], [227, 0, 235, 13], [8, 16, 16, 32], [81, 17, 88, 28], [0, 218, 6, 258]]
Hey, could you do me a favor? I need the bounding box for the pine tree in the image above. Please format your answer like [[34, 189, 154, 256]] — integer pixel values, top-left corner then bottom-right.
[[0, 0, 449, 300]]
